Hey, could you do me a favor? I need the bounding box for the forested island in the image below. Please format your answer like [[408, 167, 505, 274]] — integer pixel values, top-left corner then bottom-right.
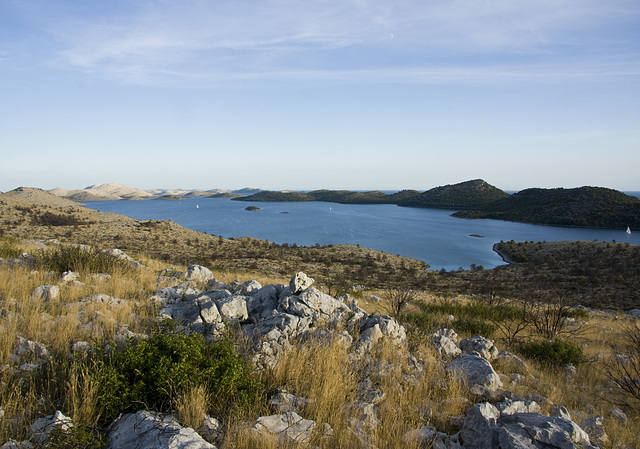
[[234, 180, 640, 229]]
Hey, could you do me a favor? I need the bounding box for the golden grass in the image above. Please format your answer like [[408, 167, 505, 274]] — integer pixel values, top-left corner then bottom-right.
[[1, 238, 640, 448], [175, 385, 210, 431]]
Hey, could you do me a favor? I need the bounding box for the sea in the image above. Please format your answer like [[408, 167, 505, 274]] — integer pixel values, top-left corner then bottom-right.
[[82, 196, 640, 271]]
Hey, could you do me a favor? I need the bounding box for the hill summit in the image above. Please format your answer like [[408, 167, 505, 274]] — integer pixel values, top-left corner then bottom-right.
[[398, 179, 510, 209]]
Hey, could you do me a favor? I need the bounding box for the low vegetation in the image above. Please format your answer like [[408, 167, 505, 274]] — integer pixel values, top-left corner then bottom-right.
[[0, 237, 639, 448]]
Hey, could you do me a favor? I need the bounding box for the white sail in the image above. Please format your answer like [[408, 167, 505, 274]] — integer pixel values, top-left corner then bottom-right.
[[627, 226, 631, 235]]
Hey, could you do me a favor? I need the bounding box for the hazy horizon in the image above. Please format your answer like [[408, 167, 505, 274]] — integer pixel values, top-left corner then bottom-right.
[[2, 1, 639, 192]]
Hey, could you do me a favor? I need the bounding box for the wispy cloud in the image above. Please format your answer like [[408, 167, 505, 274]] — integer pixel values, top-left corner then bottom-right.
[[11, 0, 640, 87]]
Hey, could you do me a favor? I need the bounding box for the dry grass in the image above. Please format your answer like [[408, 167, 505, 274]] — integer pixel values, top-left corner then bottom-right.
[[175, 385, 210, 430], [1, 235, 640, 448]]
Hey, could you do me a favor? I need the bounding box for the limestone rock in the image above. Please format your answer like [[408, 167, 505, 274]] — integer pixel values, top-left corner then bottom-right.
[[214, 295, 248, 322], [460, 403, 597, 449], [269, 391, 310, 414], [197, 415, 224, 445], [430, 328, 461, 358], [579, 415, 609, 447], [289, 272, 314, 294], [608, 406, 628, 425], [234, 280, 262, 296], [29, 411, 73, 445], [459, 336, 499, 360], [109, 410, 215, 449], [31, 285, 59, 301], [447, 353, 503, 398], [252, 412, 315, 444], [460, 402, 501, 449], [185, 265, 215, 284]]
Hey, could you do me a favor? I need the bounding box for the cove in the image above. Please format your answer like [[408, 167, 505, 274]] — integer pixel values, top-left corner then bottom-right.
[[83, 198, 639, 271]]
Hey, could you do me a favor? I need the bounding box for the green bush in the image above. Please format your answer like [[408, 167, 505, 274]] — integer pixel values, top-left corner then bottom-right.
[[91, 332, 263, 423], [44, 426, 107, 449], [36, 245, 133, 275], [518, 338, 586, 366]]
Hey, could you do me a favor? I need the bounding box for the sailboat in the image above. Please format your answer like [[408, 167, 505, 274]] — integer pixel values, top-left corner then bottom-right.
[[627, 226, 632, 235], [196, 204, 199, 209]]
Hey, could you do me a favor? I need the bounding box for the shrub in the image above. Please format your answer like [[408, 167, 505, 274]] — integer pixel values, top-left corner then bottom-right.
[[518, 338, 586, 366], [36, 245, 133, 275], [90, 332, 263, 423]]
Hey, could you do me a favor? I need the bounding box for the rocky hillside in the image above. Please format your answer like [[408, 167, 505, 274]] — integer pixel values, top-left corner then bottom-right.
[[454, 186, 640, 229], [1, 244, 638, 448]]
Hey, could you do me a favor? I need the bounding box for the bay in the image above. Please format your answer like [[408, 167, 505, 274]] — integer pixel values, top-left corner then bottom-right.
[[83, 198, 639, 271]]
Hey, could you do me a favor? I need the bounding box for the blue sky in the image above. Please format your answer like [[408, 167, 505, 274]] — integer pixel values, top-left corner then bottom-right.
[[1, 0, 639, 192]]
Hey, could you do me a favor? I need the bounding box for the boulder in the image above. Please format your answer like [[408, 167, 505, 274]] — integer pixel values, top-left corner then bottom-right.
[[280, 288, 349, 319], [430, 328, 461, 358], [498, 413, 596, 449], [214, 295, 248, 322], [579, 415, 609, 447], [608, 406, 628, 425], [246, 285, 278, 318], [269, 391, 310, 413], [447, 353, 503, 398], [459, 336, 499, 360], [234, 280, 262, 296], [31, 285, 60, 301], [252, 412, 315, 444], [460, 403, 597, 449], [185, 265, 215, 284], [109, 410, 215, 449], [289, 272, 314, 294], [29, 411, 73, 445]]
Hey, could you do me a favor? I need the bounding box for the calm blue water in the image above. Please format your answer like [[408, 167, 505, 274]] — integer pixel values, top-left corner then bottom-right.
[[84, 199, 639, 271]]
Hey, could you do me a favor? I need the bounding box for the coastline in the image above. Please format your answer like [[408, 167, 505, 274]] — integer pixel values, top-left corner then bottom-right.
[[492, 243, 515, 265]]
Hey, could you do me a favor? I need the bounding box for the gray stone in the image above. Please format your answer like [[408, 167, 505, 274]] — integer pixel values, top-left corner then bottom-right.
[[185, 265, 215, 284], [496, 399, 540, 416], [550, 404, 572, 421], [252, 412, 315, 444], [247, 285, 277, 312], [500, 413, 595, 449], [269, 391, 310, 413], [430, 328, 461, 358], [460, 336, 499, 360], [31, 285, 60, 301], [627, 309, 640, 317], [447, 353, 503, 398], [109, 410, 215, 449], [29, 411, 73, 445], [197, 415, 223, 445], [289, 272, 314, 294], [234, 280, 262, 296], [608, 406, 628, 425], [579, 415, 609, 446], [214, 295, 248, 322], [460, 402, 500, 449]]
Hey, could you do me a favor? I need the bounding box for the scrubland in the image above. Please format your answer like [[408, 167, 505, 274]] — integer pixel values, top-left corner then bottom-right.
[[0, 236, 639, 448]]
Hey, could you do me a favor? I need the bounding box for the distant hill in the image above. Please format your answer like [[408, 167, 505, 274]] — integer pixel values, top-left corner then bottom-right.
[[398, 179, 510, 209], [50, 183, 153, 201], [454, 186, 640, 229], [234, 189, 423, 204]]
